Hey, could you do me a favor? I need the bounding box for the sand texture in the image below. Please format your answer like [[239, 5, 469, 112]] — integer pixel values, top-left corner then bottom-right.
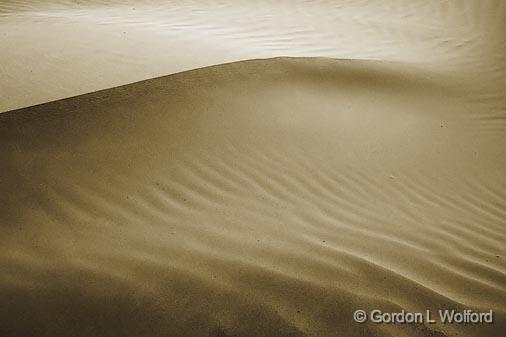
[[1, 0, 505, 112], [1, 1, 505, 337]]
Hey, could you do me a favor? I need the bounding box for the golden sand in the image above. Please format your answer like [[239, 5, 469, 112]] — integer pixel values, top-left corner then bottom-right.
[[1, 2, 505, 337]]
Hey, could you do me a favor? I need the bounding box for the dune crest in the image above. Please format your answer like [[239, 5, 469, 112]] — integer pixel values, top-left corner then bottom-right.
[[1, 0, 505, 112]]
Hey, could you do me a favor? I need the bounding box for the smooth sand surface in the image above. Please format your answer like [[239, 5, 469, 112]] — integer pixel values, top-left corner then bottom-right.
[[1, 1, 506, 337], [1, 0, 505, 112]]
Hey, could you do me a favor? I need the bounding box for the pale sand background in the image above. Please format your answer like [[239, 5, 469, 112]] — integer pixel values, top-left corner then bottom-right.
[[1, 0, 505, 113], [1, 1, 506, 337]]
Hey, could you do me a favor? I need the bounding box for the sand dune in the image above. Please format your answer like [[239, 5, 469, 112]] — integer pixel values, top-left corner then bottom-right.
[[1, 0, 505, 112], [1, 1, 506, 337], [1, 57, 505, 337]]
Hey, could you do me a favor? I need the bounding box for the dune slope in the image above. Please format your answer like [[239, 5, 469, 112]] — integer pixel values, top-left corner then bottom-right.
[[1, 0, 505, 112], [0, 57, 505, 337]]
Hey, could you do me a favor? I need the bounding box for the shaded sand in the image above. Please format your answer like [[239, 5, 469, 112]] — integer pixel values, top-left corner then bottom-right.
[[1, 0, 506, 112], [1, 57, 505, 337]]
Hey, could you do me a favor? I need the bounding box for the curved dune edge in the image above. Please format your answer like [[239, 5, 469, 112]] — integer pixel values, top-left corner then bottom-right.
[[1, 57, 505, 337], [1, 0, 505, 113]]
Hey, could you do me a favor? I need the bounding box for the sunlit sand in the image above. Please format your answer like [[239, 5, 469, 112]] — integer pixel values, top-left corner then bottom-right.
[[1, 1, 505, 337]]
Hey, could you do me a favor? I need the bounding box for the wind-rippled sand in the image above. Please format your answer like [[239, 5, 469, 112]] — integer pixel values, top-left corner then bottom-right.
[[1, 2, 505, 337]]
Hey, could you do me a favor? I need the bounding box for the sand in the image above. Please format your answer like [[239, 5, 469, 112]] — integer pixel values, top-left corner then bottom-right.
[[2, 0, 505, 112], [1, 1, 505, 337]]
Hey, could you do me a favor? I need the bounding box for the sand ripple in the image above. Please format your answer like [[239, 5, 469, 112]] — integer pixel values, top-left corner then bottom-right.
[[1, 58, 504, 336]]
